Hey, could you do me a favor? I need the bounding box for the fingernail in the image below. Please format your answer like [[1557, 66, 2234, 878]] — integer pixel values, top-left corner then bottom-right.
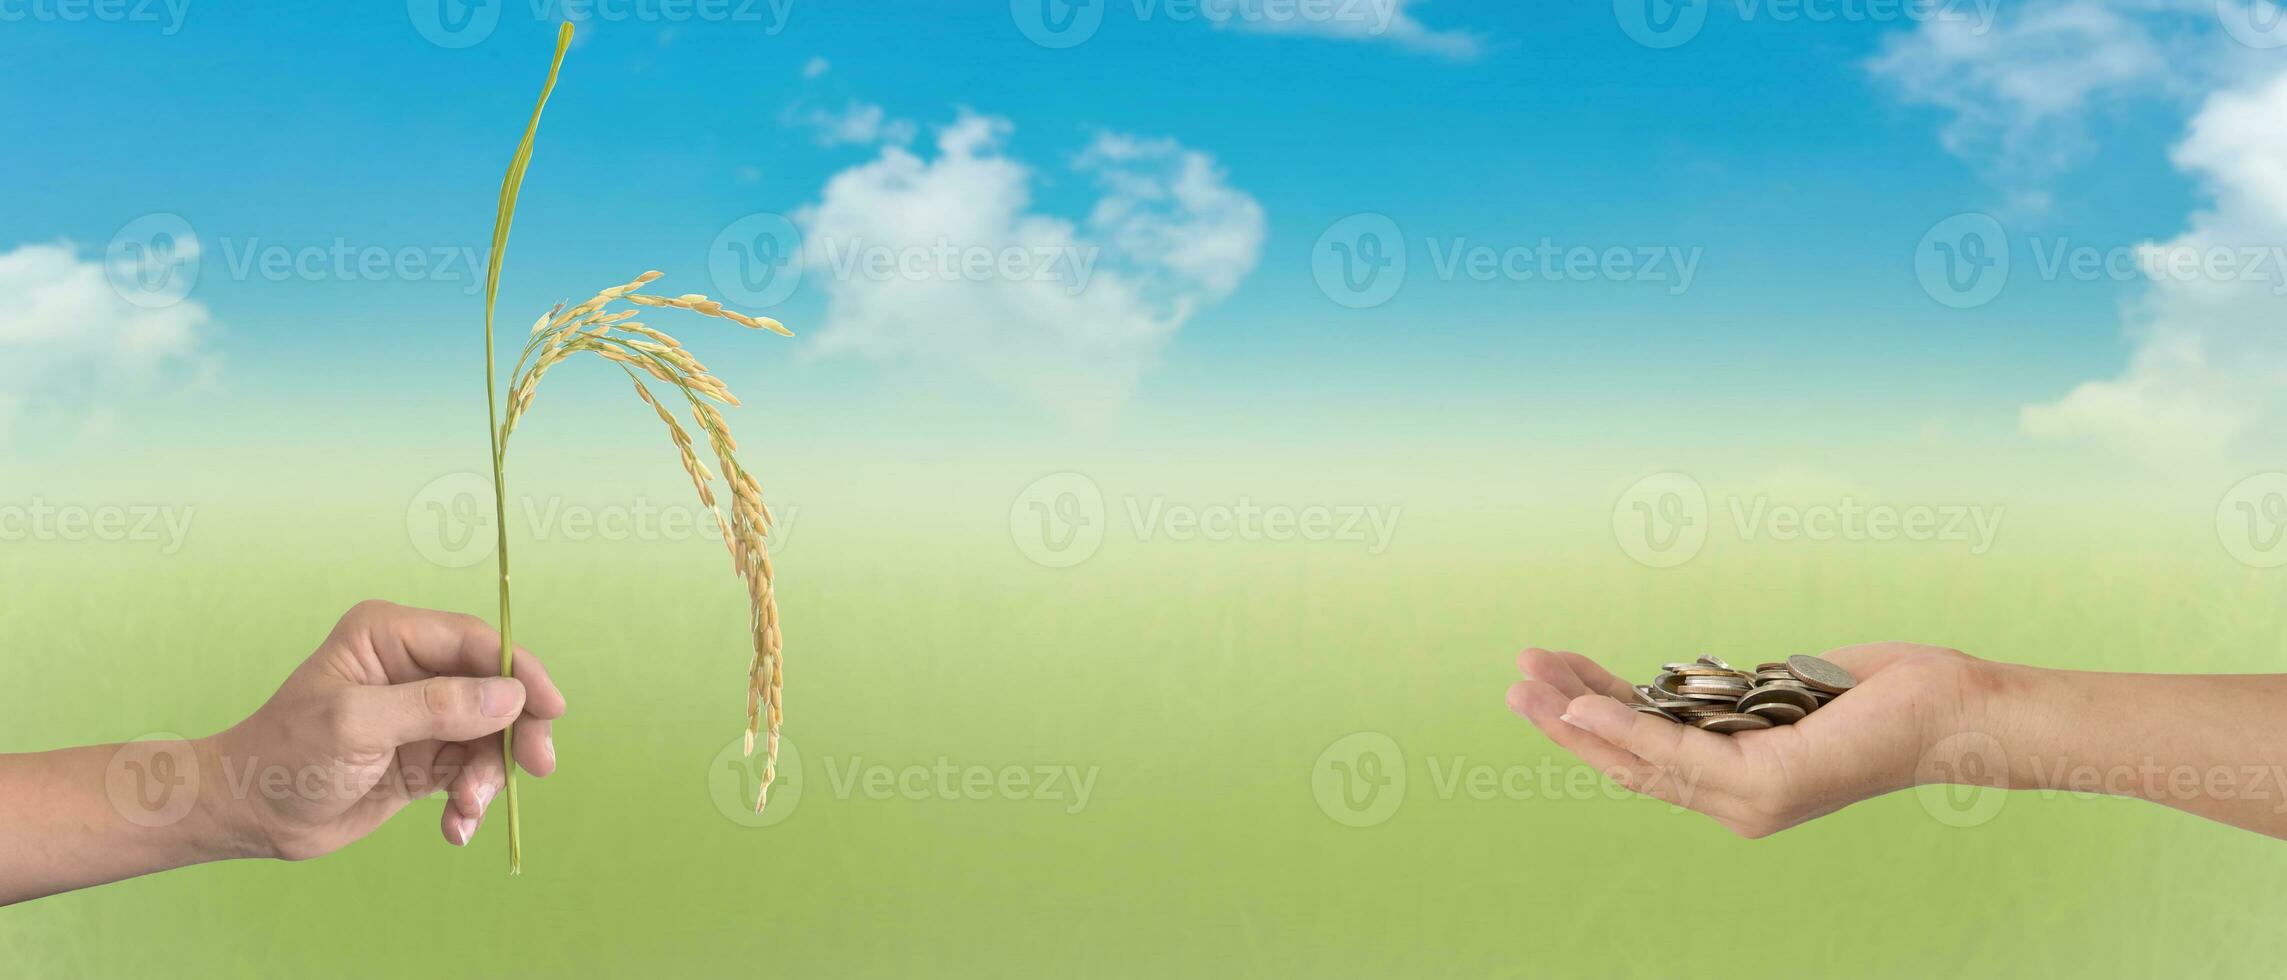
[[544, 734, 556, 765], [450, 817, 470, 846], [1559, 713, 1579, 727], [480, 678, 522, 717], [477, 783, 497, 811]]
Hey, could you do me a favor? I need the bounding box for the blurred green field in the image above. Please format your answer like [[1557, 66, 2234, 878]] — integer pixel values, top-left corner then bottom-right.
[[4, 471, 2285, 977]]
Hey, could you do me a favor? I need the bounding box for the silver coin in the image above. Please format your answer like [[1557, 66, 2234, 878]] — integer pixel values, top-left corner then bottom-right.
[[1738, 686, 1819, 714], [1696, 655, 1739, 672], [1785, 654, 1857, 694]]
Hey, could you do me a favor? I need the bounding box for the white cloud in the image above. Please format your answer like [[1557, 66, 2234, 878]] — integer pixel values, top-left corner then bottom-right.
[[2020, 69, 2287, 463], [802, 56, 830, 79], [0, 241, 217, 436], [1869, 3, 2287, 466], [1206, 0, 1483, 58], [1866, 1, 2224, 186], [792, 112, 1264, 422], [793, 99, 916, 148]]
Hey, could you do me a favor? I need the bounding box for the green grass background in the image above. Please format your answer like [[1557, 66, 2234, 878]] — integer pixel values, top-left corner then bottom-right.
[[4, 457, 2285, 977]]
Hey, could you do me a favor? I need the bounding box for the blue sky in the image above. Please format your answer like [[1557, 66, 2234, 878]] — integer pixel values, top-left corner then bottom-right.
[[1, 1, 2278, 482]]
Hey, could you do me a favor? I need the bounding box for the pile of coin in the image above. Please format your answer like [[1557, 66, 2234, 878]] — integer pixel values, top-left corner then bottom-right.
[[1625, 654, 1856, 734]]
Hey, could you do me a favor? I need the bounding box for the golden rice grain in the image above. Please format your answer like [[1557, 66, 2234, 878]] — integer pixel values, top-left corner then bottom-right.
[[501, 274, 791, 811]]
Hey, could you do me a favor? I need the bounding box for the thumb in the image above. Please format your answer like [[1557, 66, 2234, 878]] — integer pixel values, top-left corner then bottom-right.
[[351, 676, 528, 747]]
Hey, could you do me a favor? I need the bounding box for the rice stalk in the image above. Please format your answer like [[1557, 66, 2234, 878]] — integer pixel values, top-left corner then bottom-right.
[[480, 23, 794, 874]]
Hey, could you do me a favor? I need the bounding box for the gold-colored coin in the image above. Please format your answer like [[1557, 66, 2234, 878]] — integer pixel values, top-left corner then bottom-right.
[[1742, 700, 1807, 724], [1693, 713, 1773, 734], [1630, 703, 1683, 722]]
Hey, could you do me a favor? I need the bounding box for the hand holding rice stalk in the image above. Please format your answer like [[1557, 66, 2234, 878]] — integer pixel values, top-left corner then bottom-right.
[[480, 22, 791, 874]]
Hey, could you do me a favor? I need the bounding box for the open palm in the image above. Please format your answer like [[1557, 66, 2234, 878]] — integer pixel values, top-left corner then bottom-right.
[[1507, 643, 1989, 837]]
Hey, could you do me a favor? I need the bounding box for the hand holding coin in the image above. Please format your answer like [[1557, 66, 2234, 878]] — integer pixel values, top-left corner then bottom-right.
[[1505, 643, 1990, 838]]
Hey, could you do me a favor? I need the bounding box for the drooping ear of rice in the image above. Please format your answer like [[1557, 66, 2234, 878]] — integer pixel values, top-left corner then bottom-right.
[[503, 279, 792, 812]]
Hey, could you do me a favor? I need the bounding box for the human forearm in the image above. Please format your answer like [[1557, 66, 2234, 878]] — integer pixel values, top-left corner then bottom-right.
[[1974, 664, 2287, 838], [0, 737, 259, 906]]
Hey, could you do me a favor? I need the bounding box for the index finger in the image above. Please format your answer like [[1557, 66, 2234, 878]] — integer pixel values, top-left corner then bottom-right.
[[355, 601, 569, 719]]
